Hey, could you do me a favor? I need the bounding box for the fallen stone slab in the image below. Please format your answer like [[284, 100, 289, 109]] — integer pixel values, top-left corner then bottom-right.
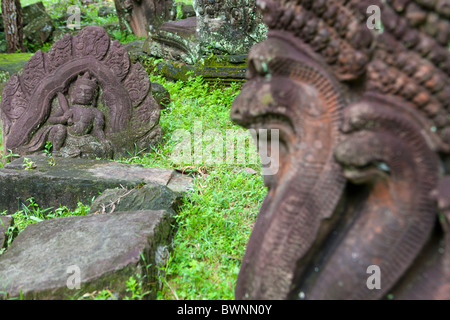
[[22, 2, 55, 46], [0, 155, 193, 214], [0, 209, 172, 300], [21, 1, 47, 27], [89, 184, 182, 216]]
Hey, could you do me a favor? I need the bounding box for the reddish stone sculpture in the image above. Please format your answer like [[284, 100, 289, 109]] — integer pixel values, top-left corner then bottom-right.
[[231, 0, 450, 299], [1, 26, 162, 159]]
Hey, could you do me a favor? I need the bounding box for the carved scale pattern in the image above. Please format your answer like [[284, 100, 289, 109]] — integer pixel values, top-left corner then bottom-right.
[[232, 35, 347, 299]]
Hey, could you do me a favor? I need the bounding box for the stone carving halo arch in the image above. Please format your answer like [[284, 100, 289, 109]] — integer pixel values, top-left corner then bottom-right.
[[7, 58, 133, 150], [1, 26, 157, 158]]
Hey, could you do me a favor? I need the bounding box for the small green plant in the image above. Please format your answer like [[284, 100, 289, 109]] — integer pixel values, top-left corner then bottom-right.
[[0, 289, 23, 300], [44, 141, 52, 155], [5, 149, 18, 160], [176, 4, 183, 20], [1, 149, 20, 168], [111, 29, 140, 44], [23, 158, 37, 170], [11, 198, 90, 233], [124, 275, 151, 300], [78, 289, 119, 300], [44, 142, 56, 166], [0, 70, 9, 83]]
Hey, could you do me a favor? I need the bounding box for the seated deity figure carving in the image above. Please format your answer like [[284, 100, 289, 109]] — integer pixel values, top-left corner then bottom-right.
[[0, 26, 163, 160], [39, 72, 113, 158], [24, 72, 111, 158]]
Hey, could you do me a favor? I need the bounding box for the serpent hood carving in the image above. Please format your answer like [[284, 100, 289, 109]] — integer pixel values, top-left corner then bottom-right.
[[231, 0, 450, 299], [1, 26, 162, 160]]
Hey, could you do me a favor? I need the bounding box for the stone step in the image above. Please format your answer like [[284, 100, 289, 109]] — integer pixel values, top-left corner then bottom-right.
[[0, 155, 193, 215], [0, 209, 172, 299]]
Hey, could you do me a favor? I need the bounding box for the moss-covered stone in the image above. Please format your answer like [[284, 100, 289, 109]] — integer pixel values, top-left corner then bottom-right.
[[143, 17, 199, 65], [153, 54, 247, 82], [22, 2, 47, 26], [23, 13, 55, 46], [174, 2, 196, 20], [0, 53, 33, 75], [123, 39, 147, 64], [143, 1, 267, 81], [195, 0, 268, 57]]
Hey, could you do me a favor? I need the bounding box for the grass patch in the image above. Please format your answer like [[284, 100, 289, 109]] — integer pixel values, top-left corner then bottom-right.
[[158, 167, 265, 300], [0, 199, 90, 256], [120, 66, 266, 299], [6, 198, 90, 234]]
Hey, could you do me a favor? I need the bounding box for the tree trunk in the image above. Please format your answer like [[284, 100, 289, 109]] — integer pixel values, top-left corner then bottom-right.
[[114, 0, 133, 34], [1, 0, 26, 53]]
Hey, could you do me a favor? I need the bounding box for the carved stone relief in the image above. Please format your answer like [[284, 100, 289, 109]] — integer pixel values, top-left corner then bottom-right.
[[1, 26, 162, 160]]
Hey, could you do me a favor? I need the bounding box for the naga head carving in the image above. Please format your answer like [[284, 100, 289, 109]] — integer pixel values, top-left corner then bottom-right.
[[231, 0, 450, 300]]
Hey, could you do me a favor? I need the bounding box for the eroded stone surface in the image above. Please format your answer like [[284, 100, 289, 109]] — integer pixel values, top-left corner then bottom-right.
[[146, 0, 269, 62], [195, 0, 268, 56], [0, 210, 172, 299], [144, 16, 199, 65], [23, 8, 54, 46], [89, 184, 182, 216]]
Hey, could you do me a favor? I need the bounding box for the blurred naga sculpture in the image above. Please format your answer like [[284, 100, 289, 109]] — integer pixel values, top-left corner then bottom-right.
[[1, 26, 162, 159], [231, 0, 450, 299]]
